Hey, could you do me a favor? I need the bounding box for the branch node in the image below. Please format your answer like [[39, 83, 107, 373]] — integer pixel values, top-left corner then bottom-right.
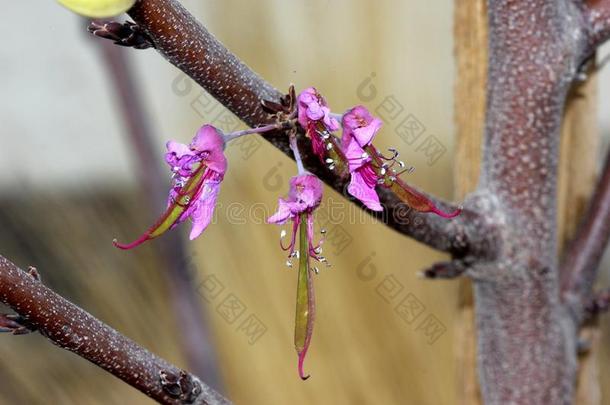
[[159, 369, 203, 403], [27, 266, 41, 281], [577, 337, 592, 356], [0, 314, 35, 335], [260, 84, 297, 123], [583, 288, 610, 319], [88, 21, 155, 50]]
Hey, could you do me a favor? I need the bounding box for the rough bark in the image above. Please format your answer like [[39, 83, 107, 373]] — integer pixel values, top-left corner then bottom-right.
[[471, 1, 589, 403], [456, 1, 603, 403]]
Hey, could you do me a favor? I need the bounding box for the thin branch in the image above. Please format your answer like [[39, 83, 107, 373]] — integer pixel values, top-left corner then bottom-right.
[[583, 0, 610, 51], [120, 0, 483, 256], [420, 257, 472, 279], [0, 255, 231, 405], [561, 148, 610, 322], [91, 27, 224, 389]]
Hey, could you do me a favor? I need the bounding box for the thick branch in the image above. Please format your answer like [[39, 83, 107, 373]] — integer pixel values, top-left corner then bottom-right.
[[0, 255, 231, 405], [472, 1, 587, 403], [124, 0, 481, 255], [561, 149, 610, 322]]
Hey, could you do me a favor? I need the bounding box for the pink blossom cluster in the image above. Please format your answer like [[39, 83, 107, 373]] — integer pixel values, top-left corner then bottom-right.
[[112, 86, 460, 380]]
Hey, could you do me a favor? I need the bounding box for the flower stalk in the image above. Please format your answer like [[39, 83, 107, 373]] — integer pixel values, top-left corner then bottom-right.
[[267, 142, 326, 378], [223, 121, 293, 142], [289, 133, 306, 175]]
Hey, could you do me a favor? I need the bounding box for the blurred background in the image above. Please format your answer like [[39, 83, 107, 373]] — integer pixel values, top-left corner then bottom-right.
[[2, 1, 610, 404]]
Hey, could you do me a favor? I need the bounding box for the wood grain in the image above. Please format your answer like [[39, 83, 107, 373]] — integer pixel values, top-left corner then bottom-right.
[[453, 1, 487, 403]]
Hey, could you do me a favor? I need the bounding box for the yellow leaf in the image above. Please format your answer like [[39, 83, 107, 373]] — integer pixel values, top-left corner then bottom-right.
[[57, 0, 136, 18]]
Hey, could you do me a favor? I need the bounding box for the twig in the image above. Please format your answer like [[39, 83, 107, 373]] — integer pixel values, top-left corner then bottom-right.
[[561, 149, 610, 322], [420, 258, 472, 279], [0, 255, 231, 405]]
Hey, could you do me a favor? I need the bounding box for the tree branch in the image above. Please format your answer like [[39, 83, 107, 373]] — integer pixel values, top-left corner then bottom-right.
[[0, 255, 231, 405], [121, 0, 484, 256], [469, 1, 588, 402], [561, 148, 610, 322]]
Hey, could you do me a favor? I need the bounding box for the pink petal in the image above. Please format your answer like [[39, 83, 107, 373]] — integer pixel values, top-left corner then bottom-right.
[[343, 105, 373, 128], [348, 171, 382, 211], [352, 117, 382, 146], [206, 151, 228, 175], [166, 140, 192, 157], [191, 125, 225, 151], [341, 127, 354, 149], [286, 174, 323, 211], [297, 104, 311, 129], [188, 181, 221, 240], [298, 88, 317, 103], [306, 103, 325, 121], [297, 87, 338, 133], [324, 114, 340, 132], [343, 137, 368, 172], [341, 106, 382, 147], [268, 198, 293, 224], [297, 87, 319, 128], [190, 125, 228, 174]]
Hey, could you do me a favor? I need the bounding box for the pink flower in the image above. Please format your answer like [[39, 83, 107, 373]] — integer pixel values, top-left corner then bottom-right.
[[114, 125, 227, 249], [297, 87, 340, 162], [341, 106, 461, 218], [268, 173, 326, 380], [297, 87, 339, 132], [267, 174, 324, 260], [341, 106, 384, 211]]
